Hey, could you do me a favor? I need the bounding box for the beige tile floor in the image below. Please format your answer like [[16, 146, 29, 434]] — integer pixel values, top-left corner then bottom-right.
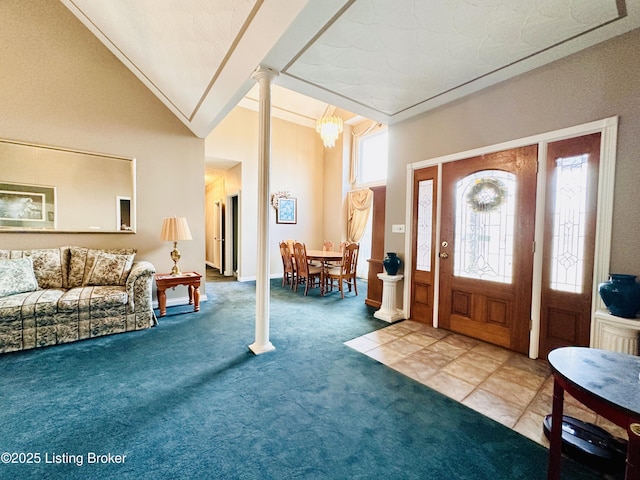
[[345, 319, 628, 447]]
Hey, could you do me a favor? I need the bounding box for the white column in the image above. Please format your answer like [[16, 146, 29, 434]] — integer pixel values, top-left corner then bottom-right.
[[249, 66, 278, 355], [374, 273, 405, 323]]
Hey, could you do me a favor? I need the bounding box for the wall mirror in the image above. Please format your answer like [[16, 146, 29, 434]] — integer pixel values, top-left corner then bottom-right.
[[0, 138, 135, 233]]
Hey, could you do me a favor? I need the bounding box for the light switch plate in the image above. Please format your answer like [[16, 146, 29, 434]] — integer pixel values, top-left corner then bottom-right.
[[392, 224, 405, 233]]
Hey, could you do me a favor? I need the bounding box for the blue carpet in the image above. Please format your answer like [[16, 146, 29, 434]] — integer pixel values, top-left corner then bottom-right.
[[0, 278, 603, 479]]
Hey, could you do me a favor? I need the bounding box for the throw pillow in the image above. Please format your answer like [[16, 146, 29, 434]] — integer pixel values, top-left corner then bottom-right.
[[0, 258, 38, 298], [68, 247, 90, 288], [24, 248, 65, 289], [68, 247, 136, 287], [85, 252, 135, 286]]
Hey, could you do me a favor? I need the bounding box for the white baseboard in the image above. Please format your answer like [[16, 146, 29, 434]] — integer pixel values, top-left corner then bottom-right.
[[237, 273, 283, 282]]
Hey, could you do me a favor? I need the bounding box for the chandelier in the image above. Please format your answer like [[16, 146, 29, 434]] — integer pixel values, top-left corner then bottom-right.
[[316, 116, 343, 148]]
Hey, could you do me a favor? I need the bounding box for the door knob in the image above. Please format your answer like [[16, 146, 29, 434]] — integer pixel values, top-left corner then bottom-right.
[[439, 252, 449, 259]]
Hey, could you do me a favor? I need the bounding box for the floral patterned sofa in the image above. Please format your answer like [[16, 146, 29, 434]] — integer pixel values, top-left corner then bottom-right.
[[0, 246, 156, 354]]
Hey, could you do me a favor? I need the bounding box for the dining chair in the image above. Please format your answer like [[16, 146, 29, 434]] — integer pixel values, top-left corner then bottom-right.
[[311, 240, 336, 268], [279, 241, 295, 289], [326, 242, 359, 298], [292, 242, 323, 296], [285, 239, 296, 253]]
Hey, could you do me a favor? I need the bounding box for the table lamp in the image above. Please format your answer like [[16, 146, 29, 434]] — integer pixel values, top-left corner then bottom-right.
[[160, 216, 192, 275]]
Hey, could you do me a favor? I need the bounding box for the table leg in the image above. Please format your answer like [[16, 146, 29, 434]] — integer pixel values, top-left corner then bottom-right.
[[193, 285, 200, 312], [157, 287, 167, 317], [188, 285, 194, 305], [547, 379, 564, 480], [626, 423, 640, 480]]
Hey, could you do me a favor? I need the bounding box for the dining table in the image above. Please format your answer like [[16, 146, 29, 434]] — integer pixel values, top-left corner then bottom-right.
[[305, 249, 343, 296]]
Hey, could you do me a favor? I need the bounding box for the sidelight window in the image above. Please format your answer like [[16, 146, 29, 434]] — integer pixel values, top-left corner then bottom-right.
[[416, 179, 433, 272], [550, 155, 589, 293]]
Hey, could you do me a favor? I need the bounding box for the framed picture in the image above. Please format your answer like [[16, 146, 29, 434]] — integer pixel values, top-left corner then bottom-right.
[[276, 197, 297, 224], [0, 182, 56, 229]]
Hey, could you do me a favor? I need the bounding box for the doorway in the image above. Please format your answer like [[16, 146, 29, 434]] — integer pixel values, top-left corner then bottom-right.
[[405, 118, 617, 358], [213, 200, 224, 273], [438, 146, 538, 354], [225, 193, 240, 278]]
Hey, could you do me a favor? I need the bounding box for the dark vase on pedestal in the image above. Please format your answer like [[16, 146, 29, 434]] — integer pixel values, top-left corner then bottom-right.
[[598, 274, 640, 319], [383, 252, 401, 276]]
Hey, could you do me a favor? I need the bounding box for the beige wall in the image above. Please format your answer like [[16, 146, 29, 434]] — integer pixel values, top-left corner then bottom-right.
[[0, 0, 205, 301], [386, 28, 640, 280], [205, 107, 327, 279], [322, 123, 351, 246]]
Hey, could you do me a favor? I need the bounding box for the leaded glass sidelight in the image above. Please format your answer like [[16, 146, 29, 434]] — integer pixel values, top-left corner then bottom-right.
[[454, 170, 517, 283], [550, 155, 589, 293], [416, 179, 433, 272]]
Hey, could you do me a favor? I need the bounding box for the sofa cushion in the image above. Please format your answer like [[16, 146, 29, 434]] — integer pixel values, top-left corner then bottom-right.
[[0, 258, 38, 298], [57, 286, 129, 313], [0, 289, 65, 326], [85, 252, 135, 286], [68, 247, 136, 287]]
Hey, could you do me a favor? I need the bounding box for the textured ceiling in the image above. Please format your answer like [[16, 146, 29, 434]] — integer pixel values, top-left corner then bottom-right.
[[61, 0, 640, 138], [64, 0, 258, 117], [286, 0, 620, 116]]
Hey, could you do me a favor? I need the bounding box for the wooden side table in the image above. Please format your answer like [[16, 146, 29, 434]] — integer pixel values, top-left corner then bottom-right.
[[547, 347, 640, 480], [155, 272, 202, 317]]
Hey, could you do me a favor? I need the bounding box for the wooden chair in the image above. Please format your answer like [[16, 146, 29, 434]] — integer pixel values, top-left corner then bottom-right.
[[285, 239, 296, 253], [292, 242, 323, 296], [312, 240, 336, 268], [279, 241, 295, 288], [325, 240, 345, 268], [326, 243, 359, 298]]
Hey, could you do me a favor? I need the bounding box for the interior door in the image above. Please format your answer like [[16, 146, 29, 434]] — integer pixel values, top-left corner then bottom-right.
[[438, 146, 538, 354], [538, 133, 601, 358], [410, 166, 438, 323]]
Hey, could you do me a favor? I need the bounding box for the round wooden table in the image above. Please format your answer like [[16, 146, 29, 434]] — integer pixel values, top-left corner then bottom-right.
[[547, 347, 640, 479]]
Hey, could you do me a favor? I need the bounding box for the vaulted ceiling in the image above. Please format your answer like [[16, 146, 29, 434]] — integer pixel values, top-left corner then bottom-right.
[[61, 0, 640, 138]]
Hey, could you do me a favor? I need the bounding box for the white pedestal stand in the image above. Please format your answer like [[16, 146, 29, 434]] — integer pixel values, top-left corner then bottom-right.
[[592, 309, 640, 355], [374, 273, 404, 323]]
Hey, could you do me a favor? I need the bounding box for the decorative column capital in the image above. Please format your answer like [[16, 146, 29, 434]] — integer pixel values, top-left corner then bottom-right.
[[251, 65, 279, 84]]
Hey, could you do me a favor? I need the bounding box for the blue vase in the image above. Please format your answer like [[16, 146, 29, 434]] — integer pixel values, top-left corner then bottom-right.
[[383, 252, 401, 275], [598, 274, 640, 319]]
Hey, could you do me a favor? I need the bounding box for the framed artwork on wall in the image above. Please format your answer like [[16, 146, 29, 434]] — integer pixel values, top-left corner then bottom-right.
[[0, 182, 56, 229], [276, 197, 297, 224]]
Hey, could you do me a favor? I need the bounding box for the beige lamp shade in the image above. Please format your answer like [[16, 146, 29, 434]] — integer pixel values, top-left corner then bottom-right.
[[160, 216, 192, 242], [161, 217, 192, 275]]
